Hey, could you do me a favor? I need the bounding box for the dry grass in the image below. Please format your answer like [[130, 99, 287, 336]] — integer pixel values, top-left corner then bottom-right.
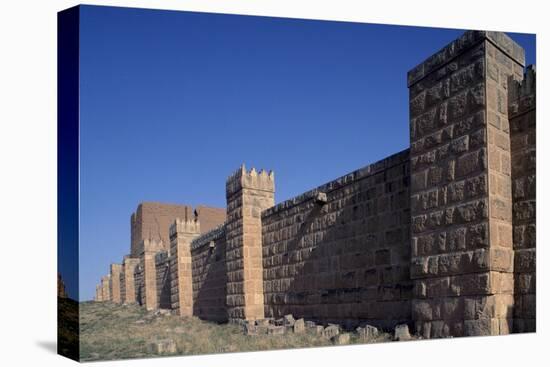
[[79, 301, 392, 362]]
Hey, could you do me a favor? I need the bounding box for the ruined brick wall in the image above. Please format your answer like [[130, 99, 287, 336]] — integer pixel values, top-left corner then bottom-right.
[[408, 31, 525, 338], [509, 66, 536, 332], [191, 225, 228, 322], [130, 202, 226, 257], [262, 150, 412, 329]]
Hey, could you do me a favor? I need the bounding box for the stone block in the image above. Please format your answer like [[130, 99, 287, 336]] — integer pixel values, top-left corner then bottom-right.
[[394, 324, 411, 341], [148, 339, 177, 355], [357, 325, 379, 340], [332, 333, 350, 345], [322, 325, 340, 339], [293, 318, 305, 333]]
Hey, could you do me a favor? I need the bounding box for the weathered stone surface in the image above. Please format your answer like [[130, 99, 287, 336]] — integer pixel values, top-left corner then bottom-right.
[[331, 333, 350, 345], [356, 325, 378, 340], [147, 339, 177, 354], [322, 325, 340, 339], [293, 318, 305, 333], [394, 324, 411, 341], [283, 314, 296, 326]]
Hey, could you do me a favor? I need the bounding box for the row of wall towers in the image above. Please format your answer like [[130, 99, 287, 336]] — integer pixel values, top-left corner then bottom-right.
[[95, 30, 535, 338]]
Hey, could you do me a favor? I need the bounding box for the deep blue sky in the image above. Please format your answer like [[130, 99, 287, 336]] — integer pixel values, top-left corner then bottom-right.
[[76, 5, 535, 301]]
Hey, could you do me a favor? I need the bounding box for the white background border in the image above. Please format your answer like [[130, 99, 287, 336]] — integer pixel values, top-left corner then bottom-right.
[[0, 0, 547, 365]]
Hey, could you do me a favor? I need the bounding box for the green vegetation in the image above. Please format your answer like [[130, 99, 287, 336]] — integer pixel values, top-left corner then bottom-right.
[[80, 301, 393, 361]]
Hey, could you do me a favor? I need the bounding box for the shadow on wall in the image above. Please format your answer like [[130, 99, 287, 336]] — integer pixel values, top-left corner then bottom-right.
[[261, 150, 413, 331], [193, 236, 229, 323]]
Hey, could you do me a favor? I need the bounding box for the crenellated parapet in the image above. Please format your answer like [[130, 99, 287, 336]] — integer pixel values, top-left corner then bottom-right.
[[226, 164, 275, 199], [169, 218, 200, 239], [138, 238, 164, 255]]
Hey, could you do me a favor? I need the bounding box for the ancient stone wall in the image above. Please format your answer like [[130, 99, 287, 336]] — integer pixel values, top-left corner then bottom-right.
[[130, 202, 226, 257], [191, 225, 228, 322], [408, 31, 524, 338], [94, 30, 535, 338], [261, 151, 412, 329], [134, 263, 145, 306], [121, 256, 139, 304], [509, 66, 536, 332], [155, 251, 172, 309]]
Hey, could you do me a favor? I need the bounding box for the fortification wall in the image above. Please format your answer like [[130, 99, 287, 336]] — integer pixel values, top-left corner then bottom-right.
[[94, 30, 536, 338], [509, 66, 536, 332], [261, 150, 411, 329], [134, 263, 145, 306], [155, 251, 172, 309], [191, 226, 228, 322]]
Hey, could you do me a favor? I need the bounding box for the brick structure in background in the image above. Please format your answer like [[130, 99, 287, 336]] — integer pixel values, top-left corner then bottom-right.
[[130, 202, 226, 256], [169, 219, 201, 316], [109, 263, 122, 304], [226, 166, 275, 321], [94, 30, 535, 338], [509, 66, 536, 333]]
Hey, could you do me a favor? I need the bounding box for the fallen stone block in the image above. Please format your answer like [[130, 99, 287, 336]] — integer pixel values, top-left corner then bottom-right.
[[332, 333, 350, 345], [322, 325, 340, 339], [283, 314, 296, 326], [293, 318, 305, 334], [394, 324, 411, 341], [357, 325, 379, 340], [147, 339, 177, 354], [244, 323, 258, 336]]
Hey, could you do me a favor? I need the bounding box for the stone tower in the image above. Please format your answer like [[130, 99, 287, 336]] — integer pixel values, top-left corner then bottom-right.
[[169, 218, 201, 316], [225, 165, 275, 321], [140, 238, 164, 311], [408, 31, 525, 337], [109, 263, 122, 304]]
